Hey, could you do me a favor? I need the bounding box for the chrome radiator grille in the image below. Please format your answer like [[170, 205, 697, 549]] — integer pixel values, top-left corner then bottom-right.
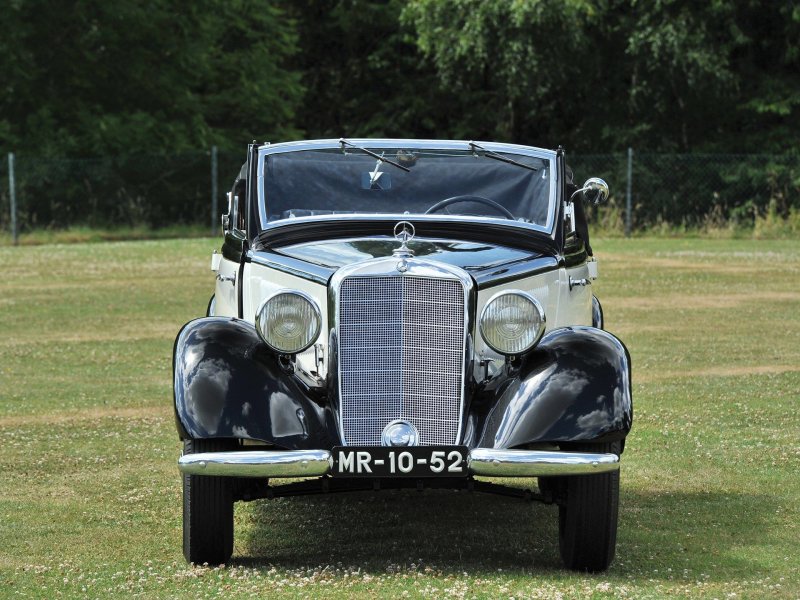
[[338, 276, 466, 446]]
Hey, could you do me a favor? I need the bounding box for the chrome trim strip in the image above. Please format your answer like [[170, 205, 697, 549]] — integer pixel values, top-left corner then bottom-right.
[[260, 138, 556, 156], [256, 139, 557, 233], [178, 450, 331, 478], [468, 449, 619, 476], [178, 448, 619, 478], [474, 255, 560, 290], [248, 250, 333, 285]]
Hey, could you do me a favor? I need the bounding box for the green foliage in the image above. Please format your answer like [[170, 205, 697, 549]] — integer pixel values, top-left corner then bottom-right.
[[280, 0, 453, 139], [402, 0, 596, 143], [2, 0, 798, 156], [0, 1, 305, 228], [0, 0, 302, 156], [1, 0, 800, 229], [754, 204, 800, 239], [403, 0, 800, 153]]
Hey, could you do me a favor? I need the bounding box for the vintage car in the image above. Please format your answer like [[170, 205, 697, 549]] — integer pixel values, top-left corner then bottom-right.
[[174, 139, 632, 571]]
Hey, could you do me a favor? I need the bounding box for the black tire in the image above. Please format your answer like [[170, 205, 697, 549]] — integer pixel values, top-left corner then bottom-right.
[[183, 439, 235, 565], [557, 442, 620, 572]]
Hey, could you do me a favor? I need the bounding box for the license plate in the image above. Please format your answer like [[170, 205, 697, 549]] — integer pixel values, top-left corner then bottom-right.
[[331, 446, 468, 478]]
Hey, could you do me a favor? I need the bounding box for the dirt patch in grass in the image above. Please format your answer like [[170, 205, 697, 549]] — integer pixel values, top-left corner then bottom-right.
[[0, 405, 169, 428], [1, 322, 179, 345], [637, 364, 800, 383], [602, 254, 796, 275], [612, 290, 800, 310]]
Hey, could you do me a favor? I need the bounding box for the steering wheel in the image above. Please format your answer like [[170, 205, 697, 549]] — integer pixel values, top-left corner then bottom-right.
[[424, 195, 515, 220]]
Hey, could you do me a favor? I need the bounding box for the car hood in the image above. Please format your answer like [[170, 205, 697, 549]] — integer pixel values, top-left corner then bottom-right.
[[271, 237, 559, 289]]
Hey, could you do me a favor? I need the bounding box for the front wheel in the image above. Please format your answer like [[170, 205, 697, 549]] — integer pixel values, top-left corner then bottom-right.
[[557, 442, 620, 572], [183, 439, 235, 565]]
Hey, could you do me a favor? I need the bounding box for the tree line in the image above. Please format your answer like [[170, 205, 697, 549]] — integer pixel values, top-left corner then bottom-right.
[[1, 1, 798, 229]]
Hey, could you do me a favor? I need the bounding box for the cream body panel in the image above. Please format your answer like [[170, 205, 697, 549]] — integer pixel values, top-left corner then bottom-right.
[[213, 256, 239, 317], [474, 264, 593, 360], [235, 254, 593, 379], [552, 262, 594, 328], [242, 259, 329, 378], [475, 269, 559, 362]]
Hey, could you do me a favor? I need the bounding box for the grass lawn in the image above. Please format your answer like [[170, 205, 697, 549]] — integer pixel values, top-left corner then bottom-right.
[[1, 237, 798, 598]]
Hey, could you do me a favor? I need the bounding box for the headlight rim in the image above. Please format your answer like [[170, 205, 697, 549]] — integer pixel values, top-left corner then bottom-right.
[[255, 289, 322, 355], [479, 289, 546, 356]]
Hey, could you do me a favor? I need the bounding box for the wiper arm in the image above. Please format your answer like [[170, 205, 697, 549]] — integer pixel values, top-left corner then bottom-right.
[[469, 141, 538, 171], [339, 138, 411, 172]]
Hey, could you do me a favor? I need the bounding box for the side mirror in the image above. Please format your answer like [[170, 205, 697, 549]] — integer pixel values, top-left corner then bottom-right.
[[569, 177, 609, 205], [581, 177, 609, 205]]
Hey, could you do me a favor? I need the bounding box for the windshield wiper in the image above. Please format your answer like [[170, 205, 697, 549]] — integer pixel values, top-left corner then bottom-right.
[[339, 138, 411, 172], [469, 141, 539, 172]]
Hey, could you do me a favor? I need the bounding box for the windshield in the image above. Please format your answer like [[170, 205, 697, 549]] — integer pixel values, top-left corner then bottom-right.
[[258, 144, 554, 229]]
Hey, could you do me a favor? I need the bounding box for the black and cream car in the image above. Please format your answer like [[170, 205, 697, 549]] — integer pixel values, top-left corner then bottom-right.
[[174, 139, 632, 571]]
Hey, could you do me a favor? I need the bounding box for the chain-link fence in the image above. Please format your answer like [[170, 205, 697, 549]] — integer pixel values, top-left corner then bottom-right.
[[0, 149, 245, 238], [571, 152, 800, 233], [2, 150, 799, 241]]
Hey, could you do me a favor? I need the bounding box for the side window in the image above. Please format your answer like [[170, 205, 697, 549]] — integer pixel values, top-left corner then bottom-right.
[[224, 180, 247, 233], [235, 181, 246, 231]]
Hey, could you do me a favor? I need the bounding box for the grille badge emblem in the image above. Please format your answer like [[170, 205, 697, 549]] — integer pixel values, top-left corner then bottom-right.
[[393, 221, 415, 271], [381, 420, 419, 447]]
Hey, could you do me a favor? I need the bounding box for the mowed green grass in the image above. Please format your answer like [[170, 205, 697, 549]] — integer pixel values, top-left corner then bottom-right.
[[1, 237, 798, 598]]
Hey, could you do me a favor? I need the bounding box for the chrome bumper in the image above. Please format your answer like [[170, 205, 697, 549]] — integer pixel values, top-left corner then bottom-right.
[[178, 448, 619, 478], [467, 449, 619, 476]]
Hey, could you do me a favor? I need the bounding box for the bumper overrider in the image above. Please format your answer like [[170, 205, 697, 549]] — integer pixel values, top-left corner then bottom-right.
[[178, 448, 619, 478]]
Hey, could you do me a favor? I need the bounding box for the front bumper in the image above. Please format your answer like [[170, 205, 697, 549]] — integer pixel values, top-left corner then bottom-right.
[[178, 448, 619, 478]]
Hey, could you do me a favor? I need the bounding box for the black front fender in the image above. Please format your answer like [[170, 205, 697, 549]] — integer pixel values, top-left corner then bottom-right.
[[477, 326, 632, 448], [173, 317, 336, 449]]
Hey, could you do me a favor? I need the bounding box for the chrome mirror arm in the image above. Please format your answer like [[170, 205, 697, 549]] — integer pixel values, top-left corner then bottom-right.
[[569, 185, 592, 203]]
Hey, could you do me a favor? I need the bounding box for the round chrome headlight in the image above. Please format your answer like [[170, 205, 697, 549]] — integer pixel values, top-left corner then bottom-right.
[[480, 290, 546, 355], [255, 291, 321, 354]]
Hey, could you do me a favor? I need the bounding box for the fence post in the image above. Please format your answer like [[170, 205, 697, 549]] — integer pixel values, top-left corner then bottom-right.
[[625, 147, 633, 238], [211, 146, 217, 236], [8, 152, 18, 246], [211, 145, 218, 236]]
